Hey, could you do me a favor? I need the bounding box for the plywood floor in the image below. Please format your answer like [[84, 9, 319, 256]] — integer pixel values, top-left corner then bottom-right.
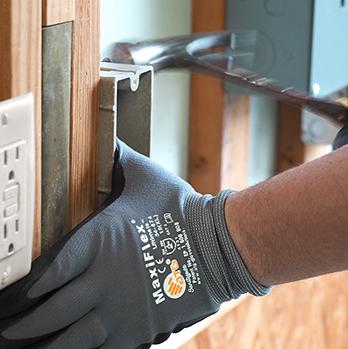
[[181, 271, 348, 349]]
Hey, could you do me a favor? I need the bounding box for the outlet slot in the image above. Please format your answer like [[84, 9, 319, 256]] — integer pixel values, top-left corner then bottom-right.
[[15, 219, 19, 233], [16, 147, 19, 160], [8, 243, 14, 254], [1, 113, 8, 126], [4, 151, 8, 166], [3, 224, 7, 239], [8, 170, 14, 181]]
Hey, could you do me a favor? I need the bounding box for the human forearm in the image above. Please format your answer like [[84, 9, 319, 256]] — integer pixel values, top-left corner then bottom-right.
[[225, 145, 348, 285]]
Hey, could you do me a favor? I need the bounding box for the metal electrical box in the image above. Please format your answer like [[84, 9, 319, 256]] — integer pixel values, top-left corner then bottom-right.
[[226, 0, 348, 96]]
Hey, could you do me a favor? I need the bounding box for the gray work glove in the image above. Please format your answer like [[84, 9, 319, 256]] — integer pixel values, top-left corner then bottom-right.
[[0, 140, 269, 349]]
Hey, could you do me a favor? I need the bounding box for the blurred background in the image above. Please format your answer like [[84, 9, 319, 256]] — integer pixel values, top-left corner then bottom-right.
[[100, 1, 348, 348]]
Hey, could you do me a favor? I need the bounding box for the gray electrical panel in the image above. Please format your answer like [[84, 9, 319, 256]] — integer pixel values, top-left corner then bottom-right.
[[226, 0, 348, 96]]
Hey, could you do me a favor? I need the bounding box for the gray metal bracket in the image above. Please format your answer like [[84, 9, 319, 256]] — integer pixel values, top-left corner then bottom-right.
[[98, 62, 153, 203]]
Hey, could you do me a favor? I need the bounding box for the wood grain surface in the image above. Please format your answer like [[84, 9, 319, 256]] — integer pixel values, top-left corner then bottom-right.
[[0, 0, 42, 258], [182, 272, 348, 349], [221, 94, 250, 191], [188, 0, 226, 195], [70, 0, 100, 227], [276, 102, 328, 172], [42, 0, 75, 26], [276, 103, 306, 172], [189, 0, 251, 194]]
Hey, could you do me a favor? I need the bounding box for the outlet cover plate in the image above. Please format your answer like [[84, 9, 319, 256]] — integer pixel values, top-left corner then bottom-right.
[[0, 94, 35, 290]]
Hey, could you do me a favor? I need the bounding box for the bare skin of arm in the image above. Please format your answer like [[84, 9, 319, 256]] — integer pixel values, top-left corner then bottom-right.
[[225, 145, 348, 286]]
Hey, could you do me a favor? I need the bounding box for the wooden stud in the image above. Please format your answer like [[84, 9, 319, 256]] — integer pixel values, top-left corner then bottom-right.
[[70, 0, 100, 227], [276, 102, 328, 173], [189, 0, 225, 195], [191, 0, 226, 31], [189, 73, 224, 194], [42, 0, 75, 27], [221, 94, 250, 190], [189, 0, 251, 194], [276, 103, 305, 173], [0, 0, 42, 259]]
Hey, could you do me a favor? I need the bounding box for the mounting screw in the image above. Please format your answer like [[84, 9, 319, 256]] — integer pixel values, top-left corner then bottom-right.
[[1, 113, 8, 126]]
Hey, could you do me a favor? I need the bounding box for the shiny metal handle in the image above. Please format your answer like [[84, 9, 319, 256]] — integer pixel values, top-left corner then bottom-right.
[[102, 31, 348, 125]]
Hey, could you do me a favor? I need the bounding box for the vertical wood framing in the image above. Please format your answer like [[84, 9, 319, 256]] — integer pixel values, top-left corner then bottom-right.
[[276, 102, 327, 173], [70, 0, 100, 227], [276, 103, 306, 172], [221, 94, 250, 190], [188, 0, 226, 195], [189, 72, 225, 194], [189, 0, 250, 194], [0, 0, 42, 259], [42, 0, 75, 26]]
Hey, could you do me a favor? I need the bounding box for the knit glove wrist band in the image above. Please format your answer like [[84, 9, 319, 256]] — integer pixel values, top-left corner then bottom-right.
[[186, 189, 270, 304]]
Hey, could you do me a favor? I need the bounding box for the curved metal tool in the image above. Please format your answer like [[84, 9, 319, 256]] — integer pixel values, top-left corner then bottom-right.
[[102, 31, 348, 125]]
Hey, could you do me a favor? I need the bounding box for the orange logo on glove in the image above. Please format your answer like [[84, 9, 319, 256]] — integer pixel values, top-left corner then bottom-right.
[[163, 259, 186, 299]]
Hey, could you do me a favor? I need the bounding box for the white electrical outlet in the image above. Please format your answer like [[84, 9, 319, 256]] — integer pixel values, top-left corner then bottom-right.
[[0, 94, 35, 290]]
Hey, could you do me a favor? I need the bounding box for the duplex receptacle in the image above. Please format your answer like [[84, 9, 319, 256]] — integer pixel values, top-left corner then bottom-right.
[[0, 94, 35, 290]]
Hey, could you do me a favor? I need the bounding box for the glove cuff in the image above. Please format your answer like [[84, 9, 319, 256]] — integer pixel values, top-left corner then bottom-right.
[[185, 190, 270, 304]]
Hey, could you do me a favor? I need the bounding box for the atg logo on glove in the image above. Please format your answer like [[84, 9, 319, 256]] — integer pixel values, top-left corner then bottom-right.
[[163, 259, 186, 299]]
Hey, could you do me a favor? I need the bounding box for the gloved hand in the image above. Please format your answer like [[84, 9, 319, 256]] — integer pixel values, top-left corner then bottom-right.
[[0, 140, 269, 349]]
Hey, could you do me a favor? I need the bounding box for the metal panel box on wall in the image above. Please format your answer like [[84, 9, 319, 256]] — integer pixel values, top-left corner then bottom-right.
[[226, 0, 348, 97]]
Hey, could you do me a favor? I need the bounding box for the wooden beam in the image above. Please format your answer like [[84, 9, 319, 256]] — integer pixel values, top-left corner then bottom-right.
[[70, 0, 100, 227], [276, 102, 327, 173], [221, 94, 250, 190], [192, 0, 226, 31], [276, 103, 305, 172], [189, 73, 224, 194], [189, 0, 225, 195], [42, 0, 75, 26], [0, 0, 42, 259], [189, 0, 250, 194]]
